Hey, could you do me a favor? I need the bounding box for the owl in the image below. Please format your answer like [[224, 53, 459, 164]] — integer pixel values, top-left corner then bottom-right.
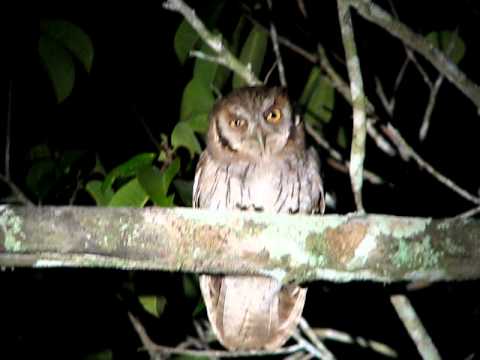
[[193, 86, 325, 350]]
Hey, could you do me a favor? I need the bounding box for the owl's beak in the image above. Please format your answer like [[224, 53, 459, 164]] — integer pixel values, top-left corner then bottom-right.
[[256, 128, 266, 152]]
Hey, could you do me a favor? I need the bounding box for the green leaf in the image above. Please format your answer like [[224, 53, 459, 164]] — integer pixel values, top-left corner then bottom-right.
[[40, 20, 94, 72], [233, 24, 268, 88], [174, 20, 200, 64], [182, 274, 199, 299], [426, 31, 465, 64], [161, 158, 181, 194], [39, 35, 75, 103], [139, 295, 167, 318], [86, 180, 114, 206], [193, 42, 219, 86], [108, 178, 149, 207], [302, 68, 334, 125], [58, 150, 85, 175], [26, 159, 58, 200], [102, 153, 157, 193], [137, 159, 180, 207], [180, 78, 215, 122], [92, 154, 106, 176], [174, 179, 193, 207], [192, 298, 206, 318], [83, 350, 113, 360], [337, 126, 348, 149], [299, 67, 321, 105], [29, 144, 51, 161], [171, 122, 202, 157], [187, 113, 210, 134]]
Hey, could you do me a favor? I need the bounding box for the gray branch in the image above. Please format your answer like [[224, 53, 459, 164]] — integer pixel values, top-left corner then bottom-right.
[[337, 1, 368, 213], [346, 0, 480, 111], [163, 0, 261, 86], [1, 205, 479, 284]]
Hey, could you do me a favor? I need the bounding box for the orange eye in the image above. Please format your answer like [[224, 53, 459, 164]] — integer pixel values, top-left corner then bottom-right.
[[229, 118, 246, 128], [266, 108, 282, 124]]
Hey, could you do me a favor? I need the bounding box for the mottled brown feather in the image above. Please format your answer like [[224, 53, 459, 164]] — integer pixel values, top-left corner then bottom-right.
[[194, 86, 324, 350]]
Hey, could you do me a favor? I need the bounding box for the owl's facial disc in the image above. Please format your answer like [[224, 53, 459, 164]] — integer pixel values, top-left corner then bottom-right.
[[256, 128, 266, 152]]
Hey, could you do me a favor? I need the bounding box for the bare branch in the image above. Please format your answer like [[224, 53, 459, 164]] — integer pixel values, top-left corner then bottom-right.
[[375, 77, 395, 116], [314, 328, 398, 357], [337, 0, 368, 212], [292, 332, 336, 360], [163, 0, 261, 86], [391, 295, 442, 360], [452, 205, 480, 220], [5, 80, 12, 180], [0, 174, 34, 206], [381, 123, 480, 205], [299, 318, 336, 360], [317, 44, 397, 157], [346, 0, 480, 111], [266, 0, 287, 86], [419, 75, 444, 141], [305, 123, 386, 185], [128, 312, 303, 358]]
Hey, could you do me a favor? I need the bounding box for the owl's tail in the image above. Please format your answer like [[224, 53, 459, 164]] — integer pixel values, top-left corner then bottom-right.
[[200, 274, 307, 350]]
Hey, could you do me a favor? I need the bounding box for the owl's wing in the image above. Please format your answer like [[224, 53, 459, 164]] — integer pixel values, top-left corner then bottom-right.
[[306, 147, 325, 214], [192, 151, 209, 208]]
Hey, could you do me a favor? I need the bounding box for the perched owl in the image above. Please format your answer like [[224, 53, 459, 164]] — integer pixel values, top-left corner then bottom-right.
[[193, 86, 325, 350]]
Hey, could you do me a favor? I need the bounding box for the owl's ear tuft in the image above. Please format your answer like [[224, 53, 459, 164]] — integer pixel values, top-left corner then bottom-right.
[[273, 86, 288, 100]]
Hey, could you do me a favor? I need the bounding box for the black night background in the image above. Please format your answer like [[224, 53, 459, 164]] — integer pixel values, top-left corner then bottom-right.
[[1, 1, 480, 359]]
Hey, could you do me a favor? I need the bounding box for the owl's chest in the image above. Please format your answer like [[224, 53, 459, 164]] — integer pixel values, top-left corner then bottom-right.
[[201, 157, 304, 213]]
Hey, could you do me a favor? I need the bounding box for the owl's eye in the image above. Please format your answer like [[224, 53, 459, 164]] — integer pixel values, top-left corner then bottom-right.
[[265, 108, 282, 124], [229, 118, 246, 128]]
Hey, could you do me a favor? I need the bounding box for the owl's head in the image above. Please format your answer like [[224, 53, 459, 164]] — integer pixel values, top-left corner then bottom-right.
[[207, 86, 304, 160]]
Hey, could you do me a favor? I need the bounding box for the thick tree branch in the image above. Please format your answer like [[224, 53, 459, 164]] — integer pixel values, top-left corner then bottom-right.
[[1, 206, 480, 284], [346, 0, 480, 111]]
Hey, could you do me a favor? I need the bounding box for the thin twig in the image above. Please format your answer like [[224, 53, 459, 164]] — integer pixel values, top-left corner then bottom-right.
[[390, 295, 442, 360], [419, 75, 444, 141], [314, 328, 398, 358], [337, 0, 367, 212], [327, 158, 385, 185], [346, 0, 480, 111], [375, 77, 395, 116], [418, 33, 457, 141], [68, 171, 83, 205], [317, 44, 397, 157], [283, 351, 308, 360], [127, 312, 161, 359], [163, 0, 261, 86], [406, 49, 432, 87], [292, 331, 336, 360], [452, 205, 480, 219], [5, 79, 12, 180], [266, 0, 287, 86], [299, 318, 336, 360], [296, 0, 308, 18], [277, 34, 318, 63], [393, 55, 410, 94], [264, 60, 278, 84], [381, 123, 480, 205], [0, 173, 34, 206], [305, 123, 385, 185], [128, 312, 304, 358], [131, 105, 162, 151]]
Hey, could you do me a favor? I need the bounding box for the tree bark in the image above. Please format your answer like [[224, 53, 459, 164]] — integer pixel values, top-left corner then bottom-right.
[[0, 205, 478, 283]]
